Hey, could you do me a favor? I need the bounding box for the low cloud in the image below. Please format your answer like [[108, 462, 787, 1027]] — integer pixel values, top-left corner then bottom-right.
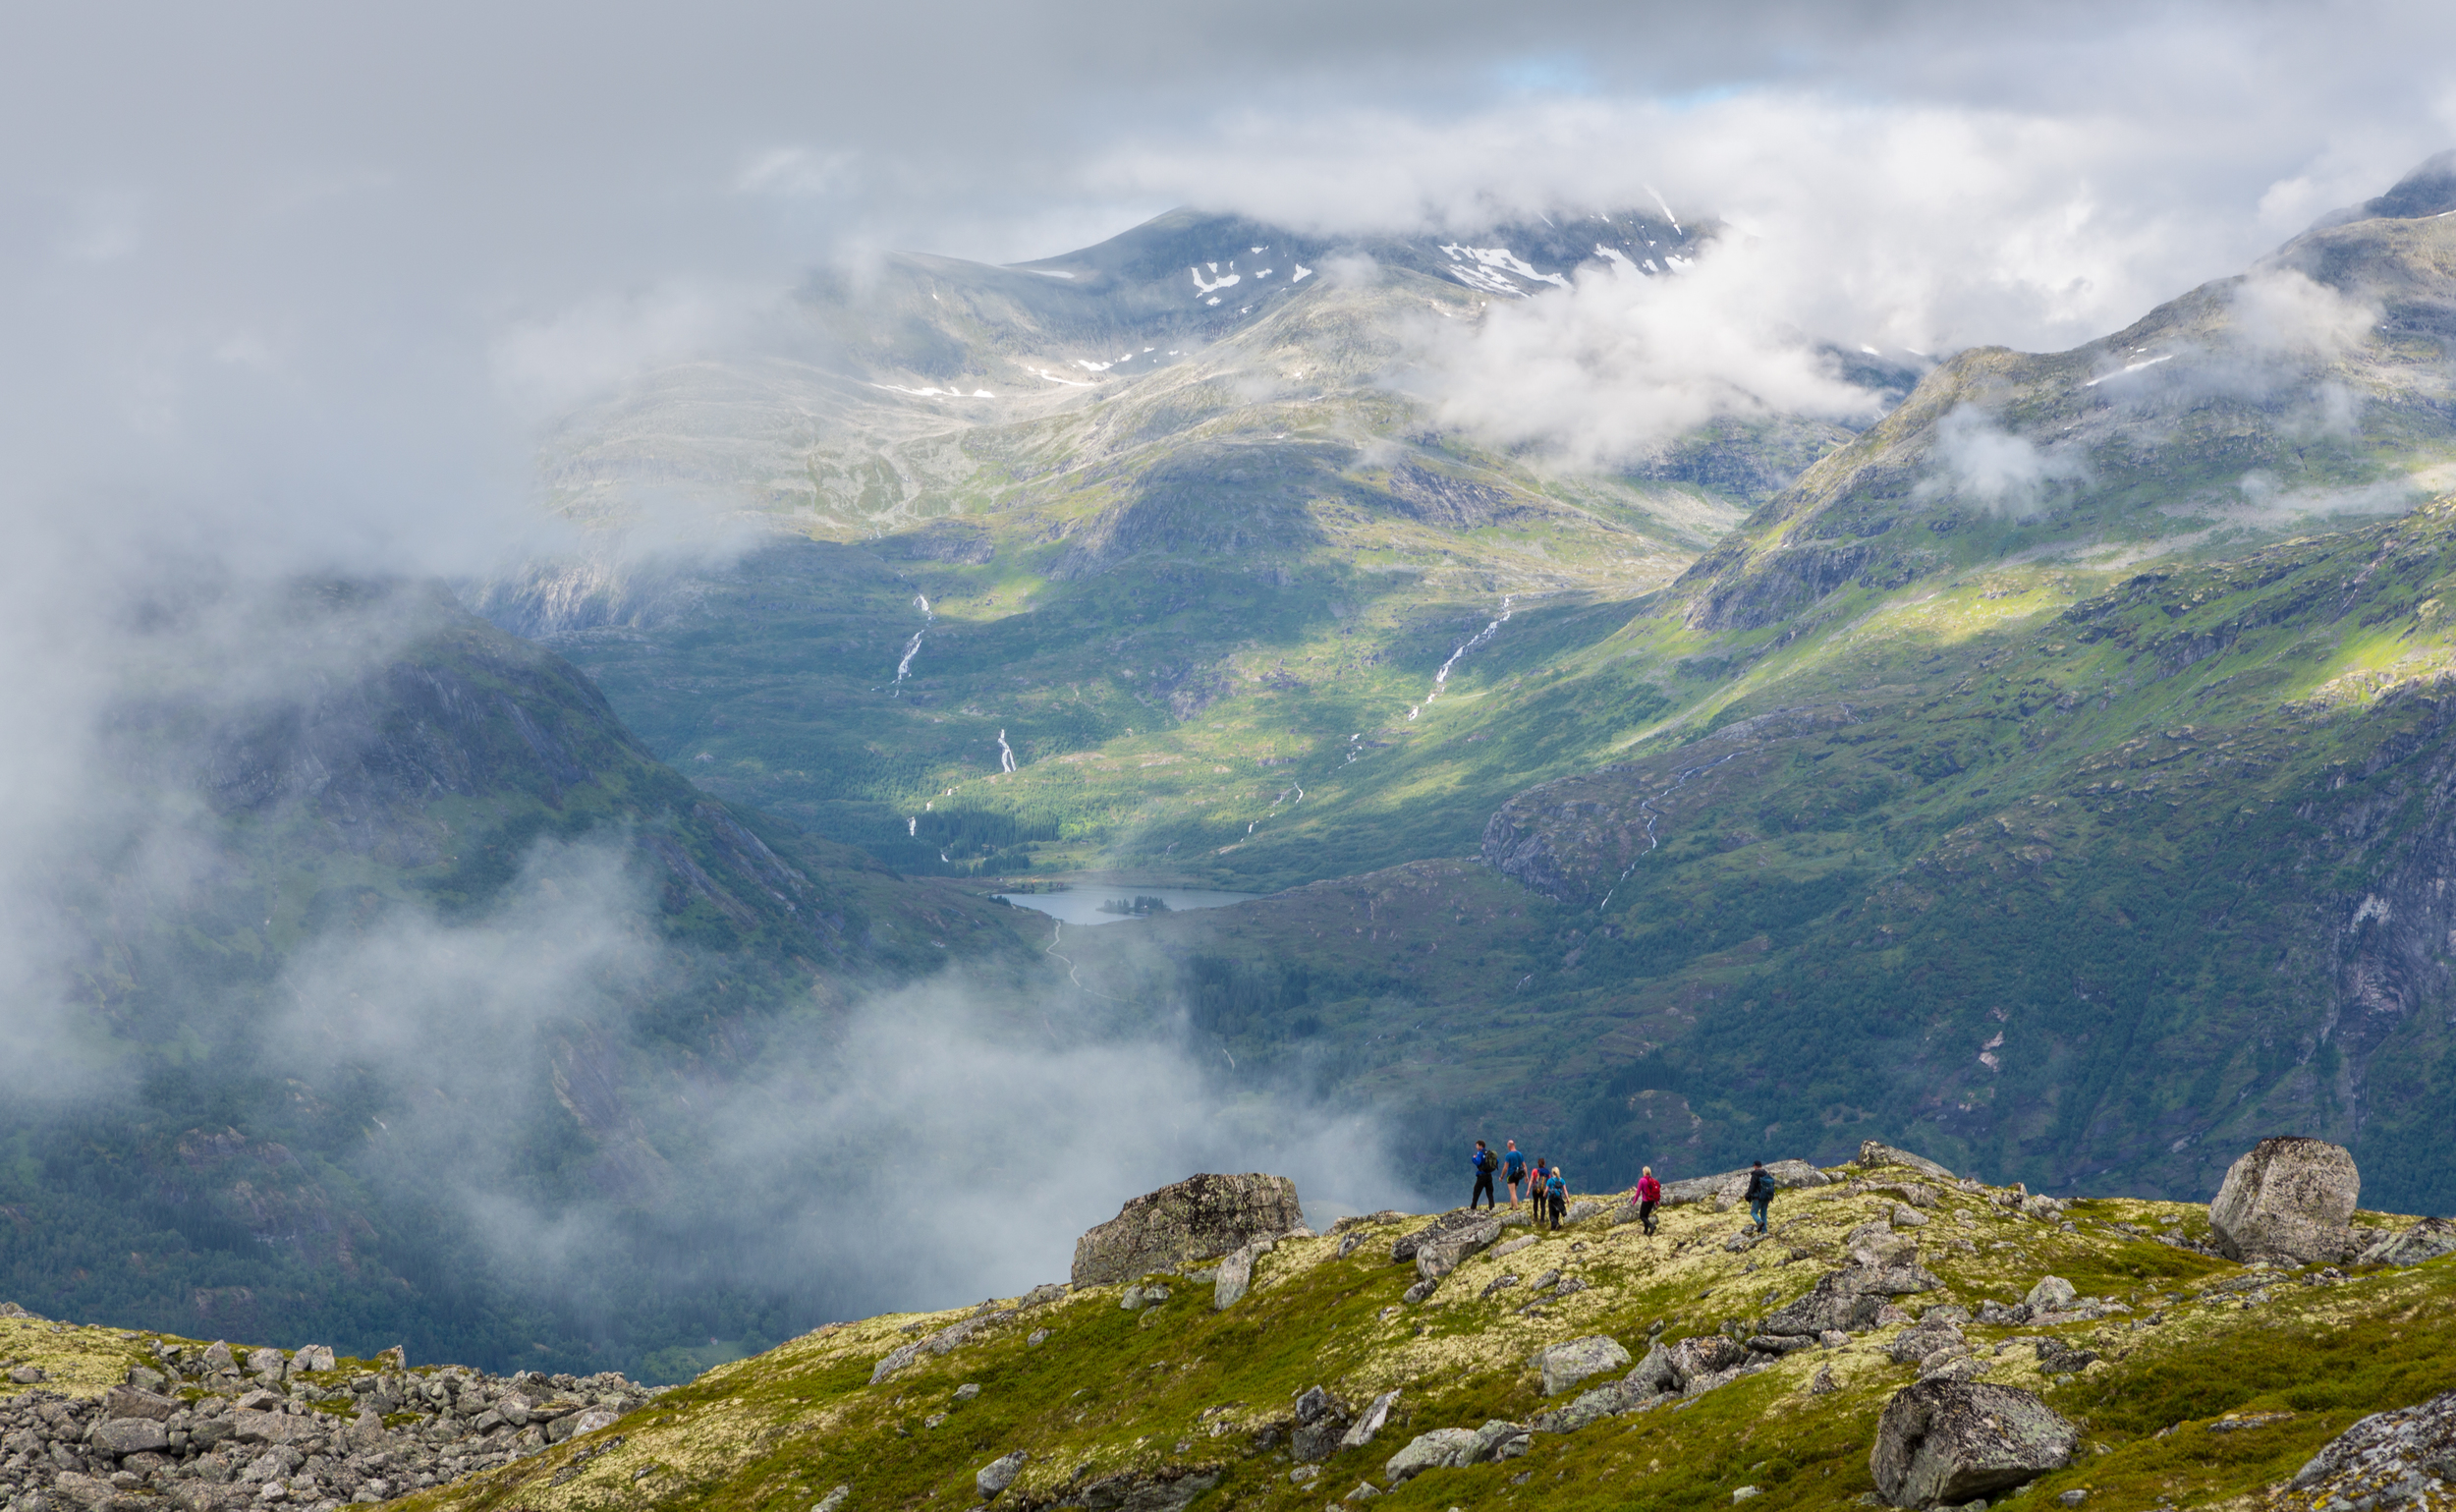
[[2227, 268, 2381, 359], [1918, 404, 2092, 515]]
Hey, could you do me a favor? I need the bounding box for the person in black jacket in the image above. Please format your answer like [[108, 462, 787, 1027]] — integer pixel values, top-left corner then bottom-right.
[[1470, 1141, 1499, 1209], [1743, 1160, 1776, 1234]]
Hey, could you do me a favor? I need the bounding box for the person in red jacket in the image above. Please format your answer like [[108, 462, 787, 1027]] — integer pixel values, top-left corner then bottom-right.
[[1632, 1166, 1663, 1236]]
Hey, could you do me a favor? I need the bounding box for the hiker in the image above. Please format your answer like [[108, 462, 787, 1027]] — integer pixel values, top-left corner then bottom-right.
[[1633, 1166, 1662, 1236], [1503, 1141, 1529, 1208], [1543, 1163, 1568, 1230], [1743, 1160, 1777, 1235], [1471, 1140, 1499, 1209]]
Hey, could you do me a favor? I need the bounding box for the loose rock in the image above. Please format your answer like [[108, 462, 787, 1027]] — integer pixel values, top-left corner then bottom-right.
[[1869, 1380, 2077, 1507], [977, 1450, 1027, 1499]]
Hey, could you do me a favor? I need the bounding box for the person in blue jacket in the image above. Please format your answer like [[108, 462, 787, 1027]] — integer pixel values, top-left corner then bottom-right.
[[1502, 1141, 1529, 1208], [1542, 1164, 1568, 1230], [1470, 1140, 1499, 1209]]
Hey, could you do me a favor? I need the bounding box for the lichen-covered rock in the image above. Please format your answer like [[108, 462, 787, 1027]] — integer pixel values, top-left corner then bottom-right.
[[1385, 1428, 1479, 1482], [2358, 1216, 2456, 1267], [2024, 1276, 2078, 1312], [977, 1450, 1027, 1498], [1071, 1173, 1304, 1286], [1077, 1468, 1220, 1512], [1415, 1218, 1502, 1281], [1532, 1336, 1631, 1396], [1761, 1271, 1886, 1335], [1339, 1390, 1400, 1449], [89, 1418, 168, 1456], [2208, 1137, 2361, 1264], [2288, 1386, 2456, 1508], [1869, 1380, 2077, 1507]]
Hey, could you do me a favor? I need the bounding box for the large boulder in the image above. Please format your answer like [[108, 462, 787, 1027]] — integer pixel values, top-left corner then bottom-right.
[[1385, 1428, 1481, 1483], [1071, 1174, 1304, 1286], [2207, 1137, 2361, 1264], [1870, 1380, 2077, 1507]]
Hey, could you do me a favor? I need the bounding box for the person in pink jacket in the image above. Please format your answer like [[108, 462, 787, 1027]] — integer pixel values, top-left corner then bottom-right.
[[1632, 1166, 1663, 1236]]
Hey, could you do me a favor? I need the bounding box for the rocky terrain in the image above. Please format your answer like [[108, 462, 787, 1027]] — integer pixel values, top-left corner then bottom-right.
[[0, 1137, 2423, 1512], [0, 1311, 657, 1512]]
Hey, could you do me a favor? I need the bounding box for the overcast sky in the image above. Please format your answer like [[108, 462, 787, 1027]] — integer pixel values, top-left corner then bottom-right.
[[3, 0, 2451, 568]]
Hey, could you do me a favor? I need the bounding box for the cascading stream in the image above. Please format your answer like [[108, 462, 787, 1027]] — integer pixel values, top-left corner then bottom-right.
[[1594, 750, 1744, 914], [996, 729, 1018, 773]]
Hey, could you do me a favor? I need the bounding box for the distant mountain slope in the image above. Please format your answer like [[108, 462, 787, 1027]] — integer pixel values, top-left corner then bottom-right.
[[9, 580, 1035, 1376]]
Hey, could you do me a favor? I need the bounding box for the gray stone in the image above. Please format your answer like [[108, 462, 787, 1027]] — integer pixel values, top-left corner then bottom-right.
[[1295, 1386, 1338, 1425], [90, 1420, 170, 1457], [1401, 1278, 1438, 1305], [1078, 1468, 1220, 1512], [1292, 1421, 1349, 1465], [954, 1383, 981, 1401], [977, 1451, 1027, 1499], [2023, 1276, 2077, 1312], [1415, 1219, 1502, 1281], [102, 1387, 181, 1422], [1383, 1428, 1479, 1483], [1869, 1380, 2077, 1507], [812, 1484, 851, 1512], [1890, 1204, 1929, 1228], [1340, 1391, 1400, 1450], [246, 1349, 286, 1378], [8, 1365, 45, 1383], [1071, 1174, 1304, 1286], [1858, 1141, 1957, 1181], [1391, 1210, 1499, 1262], [1886, 1325, 1965, 1366], [1627, 1343, 1679, 1395], [1212, 1242, 1271, 1310], [2207, 1137, 2362, 1264], [1746, 1334, 1816, 1356], [1019, 1284, 1069, 1309], [1491, 1235, 1536, 1260], [1532, 1336, 1630, 1396], [1466, 1420, 1528, 1463], [292, 1347, 335, 1374], [1562, 1201, 1601, 1224], [2358, 1216, 2456, 1267], [201, 1342, 236, 1372], [1762, 1270, 1886, 1335], [1666, 1336, 1749, 1390]]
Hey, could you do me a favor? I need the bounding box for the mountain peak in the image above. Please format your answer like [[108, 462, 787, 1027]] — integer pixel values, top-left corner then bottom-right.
[[2308, 147, 2456, 231]]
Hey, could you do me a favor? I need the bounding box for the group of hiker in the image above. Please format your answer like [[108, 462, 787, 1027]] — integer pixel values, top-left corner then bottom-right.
[[1470, 1141, 1781, 1237]]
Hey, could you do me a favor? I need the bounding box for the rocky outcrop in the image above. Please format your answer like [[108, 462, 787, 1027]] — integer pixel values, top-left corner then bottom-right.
[[1657, 1159, 1831, 1207], [1412, 1219, 1502, 1283], [1071, 1175, 1304, 1287], [1869, 1380, 2077, 1508], [0, 1328, 653, 1512], [2359, 1216, 2456, 1267], [2287, 1386, 2456, 1508], [2207, 1137, 2362, 1263], [1857, 1142, 1957, 1181]]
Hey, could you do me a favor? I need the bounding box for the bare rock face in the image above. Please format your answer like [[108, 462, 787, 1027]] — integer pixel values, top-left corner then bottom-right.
[[1870, 1379, 2077, 1507], [1071, 1174, 1304, 1287], [2208, 1137, 2362, 1264]]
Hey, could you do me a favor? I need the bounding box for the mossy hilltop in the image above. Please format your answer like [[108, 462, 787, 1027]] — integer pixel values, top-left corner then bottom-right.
[[12, 1159, 2432, 1512]]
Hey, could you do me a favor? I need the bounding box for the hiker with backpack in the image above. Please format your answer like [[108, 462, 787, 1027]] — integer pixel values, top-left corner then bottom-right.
[[1632, 1166, 1662, 1236], [1503, 1141, 1529, 1208], [1470, 1140, 1499, 1209], [1743, 1160, 1777, 1235], [1543, 1163, 1568, 1230]]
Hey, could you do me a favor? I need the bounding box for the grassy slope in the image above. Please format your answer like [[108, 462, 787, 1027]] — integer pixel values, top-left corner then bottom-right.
[[347, 1169, 2456, 1512]]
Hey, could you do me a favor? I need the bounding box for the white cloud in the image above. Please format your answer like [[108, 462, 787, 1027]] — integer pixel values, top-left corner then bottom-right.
[[1918, 403, 2091, 515]]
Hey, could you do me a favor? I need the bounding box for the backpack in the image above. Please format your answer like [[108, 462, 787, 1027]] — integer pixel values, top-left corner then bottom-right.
[[1505, 1152, 1527, 1178], [1747, 1170, 1774, 1201], [1477, 1148, 1497, 1174]]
